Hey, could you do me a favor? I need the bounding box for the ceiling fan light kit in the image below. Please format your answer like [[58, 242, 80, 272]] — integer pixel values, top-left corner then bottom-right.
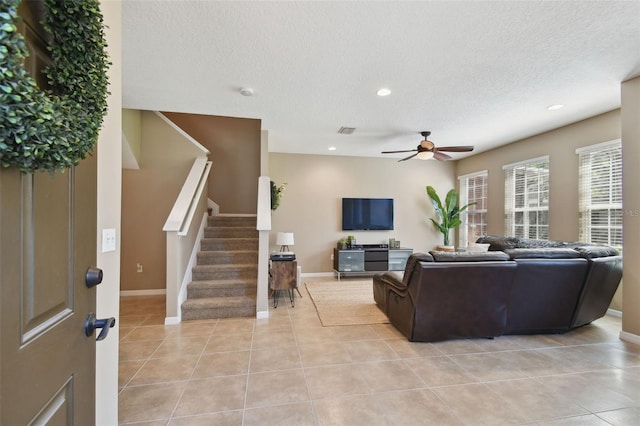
[[381, 131, 474, 163], [417, 151, 434, 160]]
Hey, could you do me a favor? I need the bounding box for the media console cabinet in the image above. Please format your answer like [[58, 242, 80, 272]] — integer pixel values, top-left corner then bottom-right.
[[333, 245, 413, 280]]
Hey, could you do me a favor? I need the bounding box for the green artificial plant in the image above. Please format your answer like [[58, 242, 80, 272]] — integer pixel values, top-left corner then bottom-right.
[[426, 185, 475, 246], [0, 0, 110, 173], [270, 180, 287, 210]]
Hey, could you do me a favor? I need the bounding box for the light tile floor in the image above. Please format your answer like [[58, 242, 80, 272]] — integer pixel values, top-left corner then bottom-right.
[[118, 280, 640, 425]]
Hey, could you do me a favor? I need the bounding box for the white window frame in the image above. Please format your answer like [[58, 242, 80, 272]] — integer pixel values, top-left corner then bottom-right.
[[458, 170, 488, 248], [503, 156, 549, 239], [576, 140, 622, 250]]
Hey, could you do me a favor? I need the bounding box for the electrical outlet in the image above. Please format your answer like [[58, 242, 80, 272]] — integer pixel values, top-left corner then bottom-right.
[[330, 254, 334, 260], [136, 263, 143, 273]]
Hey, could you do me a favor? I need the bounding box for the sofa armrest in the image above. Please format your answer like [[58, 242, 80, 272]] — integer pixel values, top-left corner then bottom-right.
[[373, 271, 407, 313]]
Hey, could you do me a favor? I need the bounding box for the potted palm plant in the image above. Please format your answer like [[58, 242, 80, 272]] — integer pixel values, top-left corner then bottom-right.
[[426, 186, 475, 251]]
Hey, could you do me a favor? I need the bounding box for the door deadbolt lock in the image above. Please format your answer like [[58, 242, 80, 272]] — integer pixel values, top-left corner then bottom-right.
[[85, 266, 103, 288]]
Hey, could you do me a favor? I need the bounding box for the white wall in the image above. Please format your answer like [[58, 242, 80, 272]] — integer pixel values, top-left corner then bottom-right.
[[96, 1, 121, 424]]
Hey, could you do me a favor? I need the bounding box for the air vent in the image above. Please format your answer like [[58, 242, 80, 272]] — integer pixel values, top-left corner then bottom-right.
[[338, 127, 356, 135]]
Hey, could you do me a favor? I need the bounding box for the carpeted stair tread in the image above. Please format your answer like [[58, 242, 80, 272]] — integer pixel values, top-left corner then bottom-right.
[[197, 250, 258, 265], [207, 216, 256, 227], [183, 295, 255, 308], [192, 263, 258, 281], [189, 278, 257, 288], [200, 238, 258, 251], [181, 296, 256, 320], [187, 279, 257, 298], [204, 227, 258, 238], [192, 264, 258, 272]]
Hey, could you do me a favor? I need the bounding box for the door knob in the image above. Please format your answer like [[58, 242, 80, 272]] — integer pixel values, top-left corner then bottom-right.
[[84, 313, 115, 341], [85, 266, 103, 288]]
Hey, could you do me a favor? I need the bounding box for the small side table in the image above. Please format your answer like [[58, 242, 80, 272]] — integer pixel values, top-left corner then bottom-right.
[[270, 258, 298, 308]]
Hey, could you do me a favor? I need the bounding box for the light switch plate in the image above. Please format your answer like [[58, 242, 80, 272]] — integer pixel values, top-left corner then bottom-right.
[[102, 228, 116, 253]]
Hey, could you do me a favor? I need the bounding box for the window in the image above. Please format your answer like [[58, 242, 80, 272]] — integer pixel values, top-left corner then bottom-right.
[[504, 156, 549, 239], [577, 140, 622, 250], [458, 170, 488, 247]]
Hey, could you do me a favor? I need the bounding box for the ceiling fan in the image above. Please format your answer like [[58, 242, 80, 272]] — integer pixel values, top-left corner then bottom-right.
[[381, 131, 474, 162]]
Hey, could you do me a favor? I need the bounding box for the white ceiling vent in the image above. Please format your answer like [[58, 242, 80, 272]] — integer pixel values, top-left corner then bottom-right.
[[338, 127, 356, 135]]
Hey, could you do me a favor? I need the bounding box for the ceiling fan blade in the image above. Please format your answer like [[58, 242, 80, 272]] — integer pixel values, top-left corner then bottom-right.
[[433, 151, 452, 161], [435, 146, 475, 152], [381, 149, 418, 154], [398, 153, 418, 162]]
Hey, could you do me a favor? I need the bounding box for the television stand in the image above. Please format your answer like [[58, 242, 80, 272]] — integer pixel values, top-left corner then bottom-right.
[[333, 245, 413, 280]]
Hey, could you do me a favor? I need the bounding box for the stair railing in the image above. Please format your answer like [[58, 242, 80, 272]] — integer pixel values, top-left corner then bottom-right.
[[256, 176, 272, 318], [163, 156, 212, 324]]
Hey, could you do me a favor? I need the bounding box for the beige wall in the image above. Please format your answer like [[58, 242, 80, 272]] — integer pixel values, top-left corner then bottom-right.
[[456, 110, 621, 242], [621, 76, 640, 337], [122, 108, 141, 161], [456, 110, 623, 311], [163, 112, 261, 214], [268, 153, 456, 273], [121, 111, 205, 291]]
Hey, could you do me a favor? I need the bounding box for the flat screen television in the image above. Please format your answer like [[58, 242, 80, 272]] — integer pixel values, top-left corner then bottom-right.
[[342, 198, 394, 231]]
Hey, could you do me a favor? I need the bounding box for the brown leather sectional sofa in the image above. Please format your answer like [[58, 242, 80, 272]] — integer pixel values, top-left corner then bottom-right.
[[372, 236, 622, 342]]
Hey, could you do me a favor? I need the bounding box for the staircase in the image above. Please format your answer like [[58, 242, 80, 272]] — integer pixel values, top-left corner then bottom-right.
[[181, 215, 258, 320]]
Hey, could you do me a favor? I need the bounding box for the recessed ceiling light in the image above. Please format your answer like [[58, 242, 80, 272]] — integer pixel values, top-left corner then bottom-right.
[[376, 88, 391, 97], [239, 87, 254, 96], [547, 104, 564, 111], [328, 146, 337, 151]]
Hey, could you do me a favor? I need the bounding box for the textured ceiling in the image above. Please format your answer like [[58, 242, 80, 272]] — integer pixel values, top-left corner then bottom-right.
[[122, 1, 640, 160]]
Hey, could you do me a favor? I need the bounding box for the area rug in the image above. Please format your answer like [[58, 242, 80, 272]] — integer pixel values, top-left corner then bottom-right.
[[304, 280, 390, 326]]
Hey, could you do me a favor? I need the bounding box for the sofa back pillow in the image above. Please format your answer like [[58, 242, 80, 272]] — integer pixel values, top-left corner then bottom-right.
[[475, 235, 519, 251], [573, 245, 620, 259], [429, 251, 510, 262], [505, 248, 581, 260]]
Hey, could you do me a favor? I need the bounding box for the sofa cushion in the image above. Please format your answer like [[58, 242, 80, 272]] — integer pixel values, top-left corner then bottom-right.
[[429, 251, 510, 262], [514, 238, 567, 248], [475, 235, 519, 251], [505, 248, 581, 260], [574, 245, 620, 258]]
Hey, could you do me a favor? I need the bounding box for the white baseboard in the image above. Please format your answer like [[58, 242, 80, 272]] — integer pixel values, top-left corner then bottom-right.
[[619, 330, 640, 345], [256, 310, 269, 319], [607, 308, 622, 318], [301, 272, 334, 278], [164, 317, 180, 325], [120, 289, 166, 297]]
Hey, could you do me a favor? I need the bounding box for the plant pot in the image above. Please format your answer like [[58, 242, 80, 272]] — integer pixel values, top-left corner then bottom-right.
[[436, 245, 456, 252]]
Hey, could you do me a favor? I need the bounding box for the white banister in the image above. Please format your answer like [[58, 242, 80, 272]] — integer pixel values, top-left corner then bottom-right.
[[164, 156, 212, 324], [163, 156, 211, 233], [257, 176, 272, 231], [256, 176, 272, 318]]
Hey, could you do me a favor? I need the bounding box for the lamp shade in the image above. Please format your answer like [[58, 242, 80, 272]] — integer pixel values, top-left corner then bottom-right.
[[276, 232, 294, 247], [416, 151, 434, 160]]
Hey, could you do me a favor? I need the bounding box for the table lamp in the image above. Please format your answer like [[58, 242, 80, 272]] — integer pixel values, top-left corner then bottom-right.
[[276, 232, 294, 252]]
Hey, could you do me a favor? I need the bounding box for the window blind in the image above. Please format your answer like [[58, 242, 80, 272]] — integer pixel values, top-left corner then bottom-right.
[[458, 171, 488, 247], [504, 157, 549, 238], [577, 140, 622, 249]]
